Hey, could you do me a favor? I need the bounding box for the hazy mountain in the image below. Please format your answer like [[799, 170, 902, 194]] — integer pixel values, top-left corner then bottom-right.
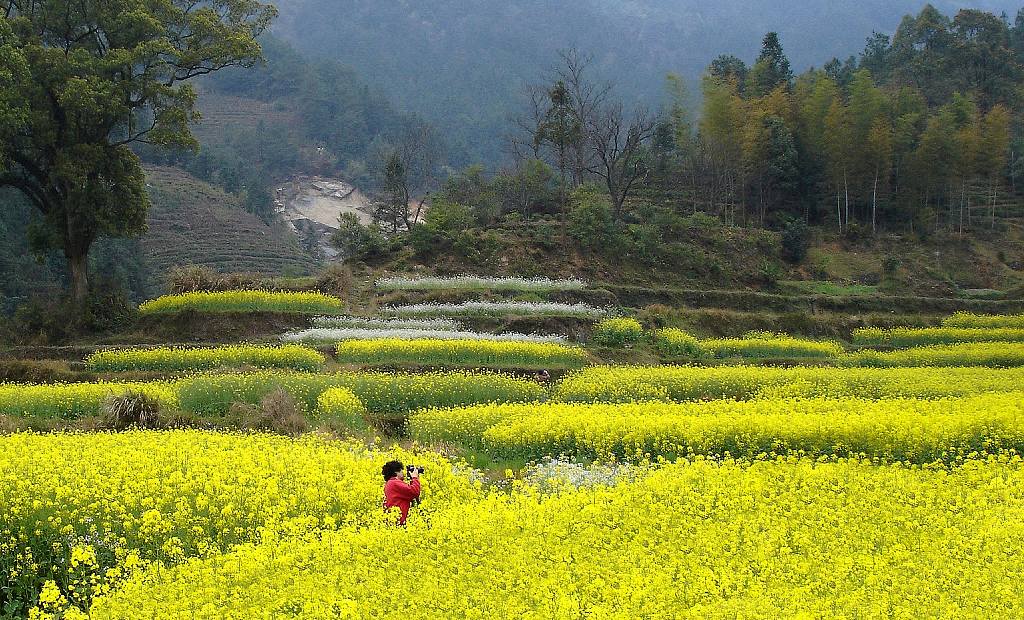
[[269, 1, 1022, 164]]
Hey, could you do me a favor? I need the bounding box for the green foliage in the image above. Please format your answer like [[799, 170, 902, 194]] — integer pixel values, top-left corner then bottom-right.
[[7, 285, 136, 344], [567, 186, 617, 252], [409, 199, 475, 256], [780, 219, 810, 263], [331, 214, 388, 263], [0, 0, 276, 300]]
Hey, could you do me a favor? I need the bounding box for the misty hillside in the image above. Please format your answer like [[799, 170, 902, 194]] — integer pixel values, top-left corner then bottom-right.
[[269, 0, 1023, 163]]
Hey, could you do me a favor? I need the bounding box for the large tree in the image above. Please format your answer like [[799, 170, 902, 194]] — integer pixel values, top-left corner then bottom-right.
[[0, 0, 275, 302]]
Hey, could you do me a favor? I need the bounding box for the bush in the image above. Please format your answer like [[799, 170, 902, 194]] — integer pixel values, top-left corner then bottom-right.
[[757, 261, 783, 288], [101, 391, 163, 431], [167, 266, 268, 294], [409, 199, 475, 256], [313, 264, 353, 297], [8, 288, 136, 345], [567, 186, 618, 252], [780, 219, 810, 263], [331, 213, 389, 262], [591, 318, 644, 347]]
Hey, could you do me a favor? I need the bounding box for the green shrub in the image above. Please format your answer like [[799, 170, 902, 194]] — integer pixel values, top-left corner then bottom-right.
[[780, 219, 810, 263], [567, 186, 618, 252], [591, 318, 644, 347]]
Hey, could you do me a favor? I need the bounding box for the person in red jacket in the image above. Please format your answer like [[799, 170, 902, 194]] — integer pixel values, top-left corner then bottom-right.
[[382, 460, 421, 525]]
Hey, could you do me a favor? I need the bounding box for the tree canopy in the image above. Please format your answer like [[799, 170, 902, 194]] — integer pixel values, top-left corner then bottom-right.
[[0, 0, 275, 301]]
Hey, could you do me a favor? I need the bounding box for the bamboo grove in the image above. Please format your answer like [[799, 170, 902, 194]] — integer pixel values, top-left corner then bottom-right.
[[652, 6, 1023, 235]]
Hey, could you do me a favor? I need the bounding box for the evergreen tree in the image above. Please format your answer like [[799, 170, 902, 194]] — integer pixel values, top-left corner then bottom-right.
[[747, 32, 793, 97]]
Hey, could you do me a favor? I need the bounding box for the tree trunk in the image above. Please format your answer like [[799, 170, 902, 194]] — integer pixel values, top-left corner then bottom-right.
[[872, 170, 878, 235], [843, 169, 849, 231], [836, 190, 842, 233], [68, 249, 89, 305], [991, 178, 997, 230], [958, 181, 965, 238]]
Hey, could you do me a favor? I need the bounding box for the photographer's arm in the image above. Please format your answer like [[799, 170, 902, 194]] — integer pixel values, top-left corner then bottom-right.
[[389, 477, 421, 500]]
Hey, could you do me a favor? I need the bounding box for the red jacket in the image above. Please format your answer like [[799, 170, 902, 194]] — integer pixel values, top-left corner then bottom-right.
[[383, 477, 421, 524]]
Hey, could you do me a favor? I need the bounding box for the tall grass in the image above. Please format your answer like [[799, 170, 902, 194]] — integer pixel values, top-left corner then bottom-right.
[[376, 275, 588, 292], [139, 290, 345, 315]]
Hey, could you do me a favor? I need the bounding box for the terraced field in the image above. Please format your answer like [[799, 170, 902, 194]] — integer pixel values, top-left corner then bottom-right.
[[141, 167, 319, 290], [4, 279, 1024, 618]]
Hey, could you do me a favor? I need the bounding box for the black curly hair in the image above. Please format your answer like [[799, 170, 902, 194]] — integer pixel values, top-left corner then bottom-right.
[[382, 460, 404, 481]]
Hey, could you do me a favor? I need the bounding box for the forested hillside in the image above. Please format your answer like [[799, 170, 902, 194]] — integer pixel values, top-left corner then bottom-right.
[[269, 0, 1022, 163], [0, 35, 428, 306]]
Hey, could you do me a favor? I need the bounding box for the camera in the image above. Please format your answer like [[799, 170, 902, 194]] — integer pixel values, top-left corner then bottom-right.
[[406, 465, 424, 476]]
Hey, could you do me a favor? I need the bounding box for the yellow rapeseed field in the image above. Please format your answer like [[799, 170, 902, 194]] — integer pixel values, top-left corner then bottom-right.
[[0, 431, 476, 615], [172, 370, 545, 420], [843, 342, 1024, 367], [0, 382, 178, 419], [943, 311, 1024, 329], [853, 326, 1024, 347], [553, 365, 1024, 403], [334, 337, 589, 369], [138, 290, 345, 315], [91, 457, 1024, 618], [411, 394, 1024, 462], [85, 344, 325, 373]]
